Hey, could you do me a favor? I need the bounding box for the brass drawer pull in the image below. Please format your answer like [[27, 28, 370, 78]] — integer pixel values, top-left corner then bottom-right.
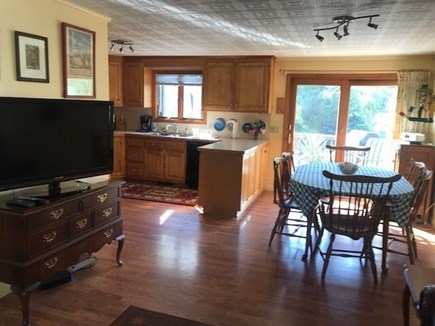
[[97, 193, 108, 203], [42, 231, 57, 243], [102, 208, 113, 218], [104, 229, 113, 238], [43, 257, 58, 269], [75, 218, 88, 229], [50, 208, 64, 220]]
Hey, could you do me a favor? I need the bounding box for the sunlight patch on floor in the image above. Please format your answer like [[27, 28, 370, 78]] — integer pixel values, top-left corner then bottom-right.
[[159, 209, 175, 225]]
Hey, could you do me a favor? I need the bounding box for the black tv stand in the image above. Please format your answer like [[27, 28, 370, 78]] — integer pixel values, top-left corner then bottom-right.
[[22, 180, 91, 198]]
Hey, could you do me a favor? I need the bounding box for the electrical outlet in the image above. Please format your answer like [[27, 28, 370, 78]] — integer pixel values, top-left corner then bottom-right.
[[270, 126, 279, 133]]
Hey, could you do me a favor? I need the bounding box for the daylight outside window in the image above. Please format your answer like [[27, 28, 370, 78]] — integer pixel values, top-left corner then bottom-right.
[[156, 73, 203, 121]]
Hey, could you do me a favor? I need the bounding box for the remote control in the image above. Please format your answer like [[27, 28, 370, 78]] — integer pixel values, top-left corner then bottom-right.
[[18, 196, 49, 205], [6, 198, 36, 208]]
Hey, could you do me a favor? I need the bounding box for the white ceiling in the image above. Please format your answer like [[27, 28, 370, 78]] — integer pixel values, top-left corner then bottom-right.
[[67, 0, 435, 58]]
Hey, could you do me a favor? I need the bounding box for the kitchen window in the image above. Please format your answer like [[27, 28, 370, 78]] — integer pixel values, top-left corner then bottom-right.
[[155, 73, 203, 122]]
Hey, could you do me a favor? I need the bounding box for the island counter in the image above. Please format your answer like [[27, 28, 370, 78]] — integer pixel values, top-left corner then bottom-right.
[[198, 139, 269, 218]]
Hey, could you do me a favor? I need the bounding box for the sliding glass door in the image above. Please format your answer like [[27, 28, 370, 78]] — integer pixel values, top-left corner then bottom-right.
[[286, 74, 398, 167]]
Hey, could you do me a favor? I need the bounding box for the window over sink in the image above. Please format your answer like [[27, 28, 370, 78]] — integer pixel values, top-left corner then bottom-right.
[[155, 72, 203, 123]]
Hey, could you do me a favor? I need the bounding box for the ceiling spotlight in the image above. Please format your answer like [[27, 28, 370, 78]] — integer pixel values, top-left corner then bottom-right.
[[334, 28, 342, 40], [367, 17, 378, 29], [313, 14, 379, 41], [109, 39, 134, 53], [343, 23, 350, 36], [315, 31, 324, 42]]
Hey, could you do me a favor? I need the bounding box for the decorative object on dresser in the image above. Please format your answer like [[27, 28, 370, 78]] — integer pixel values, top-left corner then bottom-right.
[[0, 180, 125, 326]]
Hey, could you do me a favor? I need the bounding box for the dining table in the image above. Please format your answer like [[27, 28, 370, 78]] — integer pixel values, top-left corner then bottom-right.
[[290, 161, 414, 270]]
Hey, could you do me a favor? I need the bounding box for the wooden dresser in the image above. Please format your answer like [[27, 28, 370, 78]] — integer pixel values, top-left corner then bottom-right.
[[398, 144, 435, 223], [0, 180, 125, 325]]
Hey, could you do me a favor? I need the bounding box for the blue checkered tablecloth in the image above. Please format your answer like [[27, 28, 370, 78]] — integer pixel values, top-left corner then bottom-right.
[[290, 162, 414, 226]]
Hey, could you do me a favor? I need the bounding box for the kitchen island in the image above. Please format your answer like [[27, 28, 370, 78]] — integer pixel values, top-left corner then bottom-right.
[[198, 139, 269, 218]]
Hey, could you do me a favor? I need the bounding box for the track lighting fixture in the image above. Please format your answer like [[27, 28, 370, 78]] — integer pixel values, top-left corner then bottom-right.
[[334, 28, 342, 40], [109, 39, 134, 53], [315, 31, 324, 42], [314, 14, 379, 42], [367, 17, 378, 29]]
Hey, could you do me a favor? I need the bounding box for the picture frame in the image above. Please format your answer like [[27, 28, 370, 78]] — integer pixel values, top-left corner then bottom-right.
[[61, 22, 95, 98], [15, 31, 49, 83]]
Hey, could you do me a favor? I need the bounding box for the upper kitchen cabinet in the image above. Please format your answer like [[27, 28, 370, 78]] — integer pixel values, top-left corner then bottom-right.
[[108, 56, 123, 107], [122, 57, 152, 108], [203, 56, 275, 113]]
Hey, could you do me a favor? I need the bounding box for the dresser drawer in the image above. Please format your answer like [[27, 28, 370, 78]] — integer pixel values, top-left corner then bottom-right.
[[81, 185, 120, 210], [70, 212, 92, 238], [94, 200, 120, 226], [144, 140, 164, 150], [29, 201, 80, 231], [30, 223, 68, 257]]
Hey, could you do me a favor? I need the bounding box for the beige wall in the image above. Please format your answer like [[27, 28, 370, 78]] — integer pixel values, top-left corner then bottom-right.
[[0, 0, 110, 99]]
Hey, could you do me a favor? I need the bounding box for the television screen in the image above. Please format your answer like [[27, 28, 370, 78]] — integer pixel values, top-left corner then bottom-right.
[[0, 97, 114, 196]]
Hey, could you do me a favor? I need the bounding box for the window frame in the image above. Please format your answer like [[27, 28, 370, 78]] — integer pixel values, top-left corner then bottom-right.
[[152, 70, 204, 124]]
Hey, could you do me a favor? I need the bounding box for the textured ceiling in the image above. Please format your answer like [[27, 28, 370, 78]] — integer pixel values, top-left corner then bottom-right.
[[67, 0, 435, 57]]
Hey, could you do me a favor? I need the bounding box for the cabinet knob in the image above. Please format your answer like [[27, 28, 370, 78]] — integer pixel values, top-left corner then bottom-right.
[[50, 209, 64, 220], [97, 193, 108, 203], [42, 231, 57, 243]]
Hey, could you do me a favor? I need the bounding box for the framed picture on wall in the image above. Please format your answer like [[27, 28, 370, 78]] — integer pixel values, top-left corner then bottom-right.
[[61, 22, 95, 98], [15, 31, 49, 83]]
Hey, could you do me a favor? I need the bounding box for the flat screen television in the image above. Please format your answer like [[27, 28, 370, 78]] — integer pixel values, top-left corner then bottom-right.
[[0, 97, 114, 197]]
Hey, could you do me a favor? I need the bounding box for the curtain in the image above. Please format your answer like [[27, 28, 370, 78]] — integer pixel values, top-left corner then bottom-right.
[[395, 70, 434, 140]]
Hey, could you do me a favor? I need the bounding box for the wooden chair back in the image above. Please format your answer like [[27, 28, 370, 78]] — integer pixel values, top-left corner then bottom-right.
[[326, 144, 371, 165], [319, 170, 401, 240], [408, 167, 433, 224], [273, 156, 292, 206]]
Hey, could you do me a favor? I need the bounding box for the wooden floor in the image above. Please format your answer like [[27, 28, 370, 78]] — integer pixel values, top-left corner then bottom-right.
[[0, 191, 434, 325]]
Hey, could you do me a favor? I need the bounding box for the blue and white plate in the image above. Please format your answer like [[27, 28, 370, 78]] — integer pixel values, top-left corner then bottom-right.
[[213, 118, 226, 131]]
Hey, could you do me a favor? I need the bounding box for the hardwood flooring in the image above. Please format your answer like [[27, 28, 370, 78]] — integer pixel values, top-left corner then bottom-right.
[[0, 191, 434, 325]]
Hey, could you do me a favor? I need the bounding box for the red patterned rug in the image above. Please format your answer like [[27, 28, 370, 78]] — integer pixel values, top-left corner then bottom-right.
[[121, 182, 198, 206]]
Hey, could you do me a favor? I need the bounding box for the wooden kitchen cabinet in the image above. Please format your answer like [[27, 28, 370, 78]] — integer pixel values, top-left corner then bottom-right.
[[112, 133, 125, 178], [125, 135, 186, 183], [203, 56, 275, 113], [123, 58, 144, 107], [398, 144, 435, 222], [108, 56, 123, 107]]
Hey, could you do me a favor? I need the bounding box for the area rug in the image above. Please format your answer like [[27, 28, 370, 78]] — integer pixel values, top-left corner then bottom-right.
[[121, 182, 198, 206], [110, 305, 210, 326]]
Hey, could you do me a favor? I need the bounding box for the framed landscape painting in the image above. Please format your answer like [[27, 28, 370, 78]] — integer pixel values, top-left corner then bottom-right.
[[61, 22, 95, 98], [15, 31, 49, 83]]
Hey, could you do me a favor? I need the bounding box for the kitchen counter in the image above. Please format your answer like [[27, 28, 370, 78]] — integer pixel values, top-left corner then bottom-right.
[[198, 139, 269, 218], [198, 138, 269, 153], [122, 131, 219, 143]]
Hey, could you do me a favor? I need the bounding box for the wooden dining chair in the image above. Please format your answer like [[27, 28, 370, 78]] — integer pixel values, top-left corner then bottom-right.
[[326, 144, 371, 165], [379, 165, 433, 265], [316, 170, 401, 282], [269, 156, 315, 259]]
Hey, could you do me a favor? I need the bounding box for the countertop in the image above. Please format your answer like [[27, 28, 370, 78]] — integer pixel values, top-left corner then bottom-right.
[[198, 138, 268, 153], [116, 131, 218, 143]]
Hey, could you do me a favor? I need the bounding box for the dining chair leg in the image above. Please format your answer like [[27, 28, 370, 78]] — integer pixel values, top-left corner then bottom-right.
[[382, 210, 391, 272], [268, 207, 288, 246], [302, 209, 315, 261], [405, 225, 416, 264], [321, 233, 335, 280], [365, 237, 378, 283], [402, 284, 411, 326]]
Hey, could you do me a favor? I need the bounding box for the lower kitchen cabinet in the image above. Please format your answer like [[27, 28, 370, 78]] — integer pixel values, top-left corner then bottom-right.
[[125, 135, 186, 184], [112, 133, 125, 178], [198, 140, 269, 217]]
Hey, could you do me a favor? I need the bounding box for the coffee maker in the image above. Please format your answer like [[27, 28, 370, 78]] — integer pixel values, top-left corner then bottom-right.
[[139, 115, 152, 132]]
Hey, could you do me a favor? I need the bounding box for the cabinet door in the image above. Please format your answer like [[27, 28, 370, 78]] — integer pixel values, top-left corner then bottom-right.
[[112, 135, 125, 178], [165, 151, 186, 182], [235, 61, 270, 113], [123, 59, 144, 107], [108, 56, 123, 107], [144, 140, 165, 180], [241, 149, 256, 207], [202, 61, 234, 111]]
